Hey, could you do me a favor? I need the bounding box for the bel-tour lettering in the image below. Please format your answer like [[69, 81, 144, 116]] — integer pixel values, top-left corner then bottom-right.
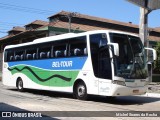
[[52, 61, 73, 68]]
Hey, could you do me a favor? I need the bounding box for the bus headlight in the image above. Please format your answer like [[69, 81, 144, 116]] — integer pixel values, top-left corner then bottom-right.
[[112, 80, 126, 86]]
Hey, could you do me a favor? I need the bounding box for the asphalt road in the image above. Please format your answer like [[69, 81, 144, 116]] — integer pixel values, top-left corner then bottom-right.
[[0, 81, 160, 120]]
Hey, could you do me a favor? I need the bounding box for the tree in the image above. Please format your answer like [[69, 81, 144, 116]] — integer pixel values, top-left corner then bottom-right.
[[153, 42, 160, 74]]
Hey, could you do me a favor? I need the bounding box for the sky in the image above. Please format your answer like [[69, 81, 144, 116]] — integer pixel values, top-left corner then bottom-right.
[[0, 0, 160, 38]]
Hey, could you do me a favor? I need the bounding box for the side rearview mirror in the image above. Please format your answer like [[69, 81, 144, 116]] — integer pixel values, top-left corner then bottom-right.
[[145, 47, 157, 61], [107, 43, 119, 56]]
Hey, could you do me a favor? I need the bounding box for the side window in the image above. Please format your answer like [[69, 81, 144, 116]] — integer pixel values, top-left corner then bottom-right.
[[90, 33, 107, 51], [15, 49, 25, 61], [90, 33, 108, 77], [53, 42, 67, 58], [38, 44, 51, 59], [26, 47, 37, 60], [98, 48, 112, 79], [69, 36, 87, 57], [5, 48, 25, 62], [90, 33, 111, 79], [5, 50, 14, 62]]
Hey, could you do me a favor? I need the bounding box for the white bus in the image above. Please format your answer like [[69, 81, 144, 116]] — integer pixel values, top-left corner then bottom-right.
[[2, 30, 156, 100]]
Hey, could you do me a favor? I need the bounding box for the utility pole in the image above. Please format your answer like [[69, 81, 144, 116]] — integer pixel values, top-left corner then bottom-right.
[[126, 0, 160, 47], [66, 12, 78, 33], [139, 3, 151, 47]]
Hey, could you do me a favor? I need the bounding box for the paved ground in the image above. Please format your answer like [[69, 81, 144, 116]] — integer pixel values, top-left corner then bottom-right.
[[148, 83, 160, 93], [0, 81, 160, 120], [0, 72, 1, 81]]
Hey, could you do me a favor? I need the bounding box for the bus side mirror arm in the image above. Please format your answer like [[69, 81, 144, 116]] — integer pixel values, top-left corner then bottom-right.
[[107, 43, 119, 56], [145, 47, 157, 61]]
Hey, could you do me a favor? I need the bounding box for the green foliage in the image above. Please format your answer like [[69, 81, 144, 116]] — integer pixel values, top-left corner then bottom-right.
[[153, 42, 160, 74]]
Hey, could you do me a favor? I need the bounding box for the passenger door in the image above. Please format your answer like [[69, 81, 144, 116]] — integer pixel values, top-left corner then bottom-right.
[[98, 48, 112, 96]]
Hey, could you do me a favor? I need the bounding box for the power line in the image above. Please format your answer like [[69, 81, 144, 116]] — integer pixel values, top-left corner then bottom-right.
[[0, 31, 7, 33], [0, 21, 24, 26], [0, 24, 24, 30], [0, 2, 55, 15], [0, 2, 54, 13], [0, 5, 51, 15], [0, 25, 13, 29], [0, 24, 21, 28], [0, 28, 10, 30]]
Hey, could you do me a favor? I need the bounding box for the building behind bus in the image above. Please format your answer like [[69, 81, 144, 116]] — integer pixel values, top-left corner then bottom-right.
[[0, 11, 160, 80]]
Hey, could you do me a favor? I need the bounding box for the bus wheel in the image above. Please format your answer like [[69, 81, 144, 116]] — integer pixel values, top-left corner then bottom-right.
[[17, 78, 24, 92], [75, 82, 87, 100]]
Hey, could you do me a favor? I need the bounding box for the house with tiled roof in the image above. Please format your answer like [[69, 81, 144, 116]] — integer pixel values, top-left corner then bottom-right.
[[25, 20, 49, 31], [48, 11, 160, 43], [1, 11, 160, 48], [8, 26, 25, 36]]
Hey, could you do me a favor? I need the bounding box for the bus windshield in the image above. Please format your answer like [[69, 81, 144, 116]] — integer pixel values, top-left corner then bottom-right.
[[110, 33, 147, 79]]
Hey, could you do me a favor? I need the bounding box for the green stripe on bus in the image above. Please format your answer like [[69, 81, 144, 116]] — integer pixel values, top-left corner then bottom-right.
[[9, 65, 79, 87]]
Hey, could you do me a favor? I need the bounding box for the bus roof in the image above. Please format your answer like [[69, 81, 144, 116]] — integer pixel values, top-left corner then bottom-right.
[[4, 30, 138, 50]]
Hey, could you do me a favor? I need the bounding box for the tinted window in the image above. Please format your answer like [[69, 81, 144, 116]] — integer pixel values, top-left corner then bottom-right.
[[5, 36, 87, 62], [69, 36, 87, 57], [90, 33, 111, 79]]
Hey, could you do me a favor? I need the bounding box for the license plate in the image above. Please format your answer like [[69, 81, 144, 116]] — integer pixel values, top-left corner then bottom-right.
[[133, 90, 139, 93]]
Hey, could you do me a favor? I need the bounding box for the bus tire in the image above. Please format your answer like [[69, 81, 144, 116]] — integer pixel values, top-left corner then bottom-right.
[[75, 82, 88, 100], [17, 78, 24, 92]]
